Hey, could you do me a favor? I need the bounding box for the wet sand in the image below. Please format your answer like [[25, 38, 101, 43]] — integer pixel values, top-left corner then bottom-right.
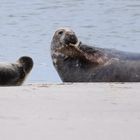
[[0, 83, 140, 140]]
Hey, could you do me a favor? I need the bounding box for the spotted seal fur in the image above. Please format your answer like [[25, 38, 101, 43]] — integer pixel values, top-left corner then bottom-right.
[[51, 27, 140, 82]]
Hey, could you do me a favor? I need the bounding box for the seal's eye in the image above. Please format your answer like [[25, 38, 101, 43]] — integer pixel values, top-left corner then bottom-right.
[[58, 31, 63, 35]]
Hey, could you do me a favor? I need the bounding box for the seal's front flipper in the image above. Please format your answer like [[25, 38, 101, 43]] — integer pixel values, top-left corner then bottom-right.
[[74, 43, 108, 65]]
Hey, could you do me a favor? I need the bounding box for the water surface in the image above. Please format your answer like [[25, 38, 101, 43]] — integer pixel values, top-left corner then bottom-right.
[[0, 0, 139, 83]]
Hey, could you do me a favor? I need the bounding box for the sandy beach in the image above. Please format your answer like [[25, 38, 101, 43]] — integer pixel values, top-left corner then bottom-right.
[[0, 83, 140, 140]]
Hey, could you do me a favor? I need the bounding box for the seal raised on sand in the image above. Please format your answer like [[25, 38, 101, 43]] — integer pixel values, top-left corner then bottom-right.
[[0, 56, 33, 86], [51, 27, 140, 82]]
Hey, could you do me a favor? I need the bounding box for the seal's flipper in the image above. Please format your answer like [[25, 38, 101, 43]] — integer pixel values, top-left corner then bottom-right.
[[75, 43, 108, 65]]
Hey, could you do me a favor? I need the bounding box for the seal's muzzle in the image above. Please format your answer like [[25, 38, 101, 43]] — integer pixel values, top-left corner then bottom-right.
[[64, 33, 78, 46]]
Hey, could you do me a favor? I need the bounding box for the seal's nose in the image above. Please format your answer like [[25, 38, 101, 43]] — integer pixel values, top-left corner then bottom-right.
[[64, 32, 78, 45]]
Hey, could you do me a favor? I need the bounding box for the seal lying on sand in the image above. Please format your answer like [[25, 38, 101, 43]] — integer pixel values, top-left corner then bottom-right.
[[0, 56, 33, 86], [51, 27, 140, 82]]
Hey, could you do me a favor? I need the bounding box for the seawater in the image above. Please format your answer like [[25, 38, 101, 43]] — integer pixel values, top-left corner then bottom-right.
[[0, 0, 139, 83]]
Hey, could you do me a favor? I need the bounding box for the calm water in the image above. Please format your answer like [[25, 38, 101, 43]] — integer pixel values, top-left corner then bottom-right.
[[0, 0, 139, 83]]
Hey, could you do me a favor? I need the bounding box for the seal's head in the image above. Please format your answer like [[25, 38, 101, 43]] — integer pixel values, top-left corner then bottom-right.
[[17, 56, 33, 74], [52, 28, 78, 48], [51, 27, 81, 57]]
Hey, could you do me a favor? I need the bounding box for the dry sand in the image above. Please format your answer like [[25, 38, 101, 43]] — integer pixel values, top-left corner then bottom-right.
[[0, 83, 140, 140]]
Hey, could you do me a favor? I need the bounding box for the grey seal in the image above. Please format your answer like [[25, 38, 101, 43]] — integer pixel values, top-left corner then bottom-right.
[[0, 56, 33, 86], [51, 27, 140, 82]]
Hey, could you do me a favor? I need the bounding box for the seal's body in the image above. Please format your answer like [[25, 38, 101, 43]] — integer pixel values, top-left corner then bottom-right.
[[0, 56, 33, 86], [51, 28, 140, 82]]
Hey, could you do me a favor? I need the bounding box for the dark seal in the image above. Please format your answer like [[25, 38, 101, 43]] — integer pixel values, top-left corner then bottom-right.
[[0, 56, 33, 86], [51, 27, 140, 82]]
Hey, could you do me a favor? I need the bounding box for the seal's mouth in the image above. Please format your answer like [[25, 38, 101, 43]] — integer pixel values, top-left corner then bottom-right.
[[69, 41, 81, 48]]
